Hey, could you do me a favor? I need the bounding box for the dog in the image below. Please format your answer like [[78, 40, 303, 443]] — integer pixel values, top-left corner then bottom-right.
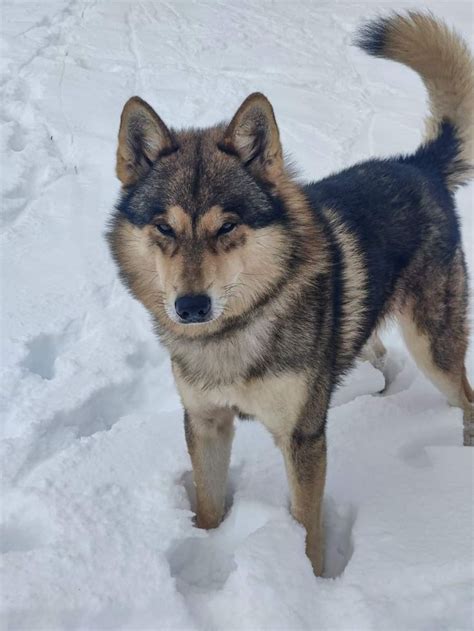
[[108, 13, 473, 575]]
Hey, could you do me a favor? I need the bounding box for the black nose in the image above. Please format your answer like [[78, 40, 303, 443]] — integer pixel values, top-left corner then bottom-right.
[[175, 294, 212, 323]]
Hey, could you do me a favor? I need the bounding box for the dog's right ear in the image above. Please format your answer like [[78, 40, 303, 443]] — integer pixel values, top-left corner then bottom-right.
[[116, 96, 175, 186]]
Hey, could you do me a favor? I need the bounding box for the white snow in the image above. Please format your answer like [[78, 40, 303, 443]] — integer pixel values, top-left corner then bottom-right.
[[1, 1, 473, 629]]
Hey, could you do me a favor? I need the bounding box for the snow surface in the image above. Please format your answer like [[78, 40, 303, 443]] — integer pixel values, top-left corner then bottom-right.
[[1, 1, 473, 629]]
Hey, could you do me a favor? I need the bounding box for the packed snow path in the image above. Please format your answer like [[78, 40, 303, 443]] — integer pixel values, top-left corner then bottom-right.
[[1, 1, 473, 629]]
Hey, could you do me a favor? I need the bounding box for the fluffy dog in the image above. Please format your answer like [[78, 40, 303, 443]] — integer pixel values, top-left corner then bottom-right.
[[108, 13, 473, 575]]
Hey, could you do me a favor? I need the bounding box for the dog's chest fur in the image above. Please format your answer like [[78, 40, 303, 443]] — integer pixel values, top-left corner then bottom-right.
[[168, 317, 309, 436], [169, 317, 273, 388]]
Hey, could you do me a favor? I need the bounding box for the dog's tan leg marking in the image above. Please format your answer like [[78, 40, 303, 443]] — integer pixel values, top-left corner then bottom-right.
[[281, 430, 326, 576], [399, 313, 473, 446], [173, 363, 235, 529], [360, 331, 387, 373], [184, 407, 234, 529]]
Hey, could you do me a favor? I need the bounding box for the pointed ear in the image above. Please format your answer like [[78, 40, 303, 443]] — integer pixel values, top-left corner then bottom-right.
[[116, 96, 176, 186], [221, 92, 284, 182]]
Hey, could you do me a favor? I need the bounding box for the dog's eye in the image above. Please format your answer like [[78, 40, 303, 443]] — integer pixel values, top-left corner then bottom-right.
[[217, 222, 237, 237], [155, 223, 175, 237]]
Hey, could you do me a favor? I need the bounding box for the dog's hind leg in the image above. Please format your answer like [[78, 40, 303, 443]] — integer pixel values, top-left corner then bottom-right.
[[360, 331, 390, 393], [400, 316, 473, 445], [360, 331, 387, 372], [398, 251, 473, 445]]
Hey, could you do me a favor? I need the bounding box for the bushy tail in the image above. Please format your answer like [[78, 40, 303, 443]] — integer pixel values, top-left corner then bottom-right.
[[356, 12, 474, 191]]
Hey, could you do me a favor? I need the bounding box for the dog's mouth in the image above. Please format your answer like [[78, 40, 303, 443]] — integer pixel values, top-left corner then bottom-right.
[[174, 313, 217, 326]]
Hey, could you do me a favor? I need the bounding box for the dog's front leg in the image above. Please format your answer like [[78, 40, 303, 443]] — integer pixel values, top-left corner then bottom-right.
[[184, 406, 234, 529], [280, 420, 327, 576], [257, 374, 328, 576]]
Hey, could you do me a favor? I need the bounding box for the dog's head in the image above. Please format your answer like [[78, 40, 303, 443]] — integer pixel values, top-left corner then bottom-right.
[[108, 93, 301, 338]]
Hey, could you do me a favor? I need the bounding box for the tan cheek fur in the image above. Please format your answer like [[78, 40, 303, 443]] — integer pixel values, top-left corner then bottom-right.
[[113, 221, 190, 320], [113, 221, 165, 313], [122, 206, 194, 313], [201, 225, 288, 318]]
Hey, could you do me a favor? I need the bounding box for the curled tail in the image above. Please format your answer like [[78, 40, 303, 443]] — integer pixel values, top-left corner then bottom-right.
[[356, 12, 474, 191]]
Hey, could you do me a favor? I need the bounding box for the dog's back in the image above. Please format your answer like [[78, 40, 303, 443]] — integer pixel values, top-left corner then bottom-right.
[[309, 13, 474, 441]]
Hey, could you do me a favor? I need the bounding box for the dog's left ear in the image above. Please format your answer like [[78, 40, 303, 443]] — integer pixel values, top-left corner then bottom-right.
[[221, 93, 284, 183]]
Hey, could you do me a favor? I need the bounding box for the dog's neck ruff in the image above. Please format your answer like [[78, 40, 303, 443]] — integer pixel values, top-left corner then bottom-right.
[[166, 315, 274, 389]]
